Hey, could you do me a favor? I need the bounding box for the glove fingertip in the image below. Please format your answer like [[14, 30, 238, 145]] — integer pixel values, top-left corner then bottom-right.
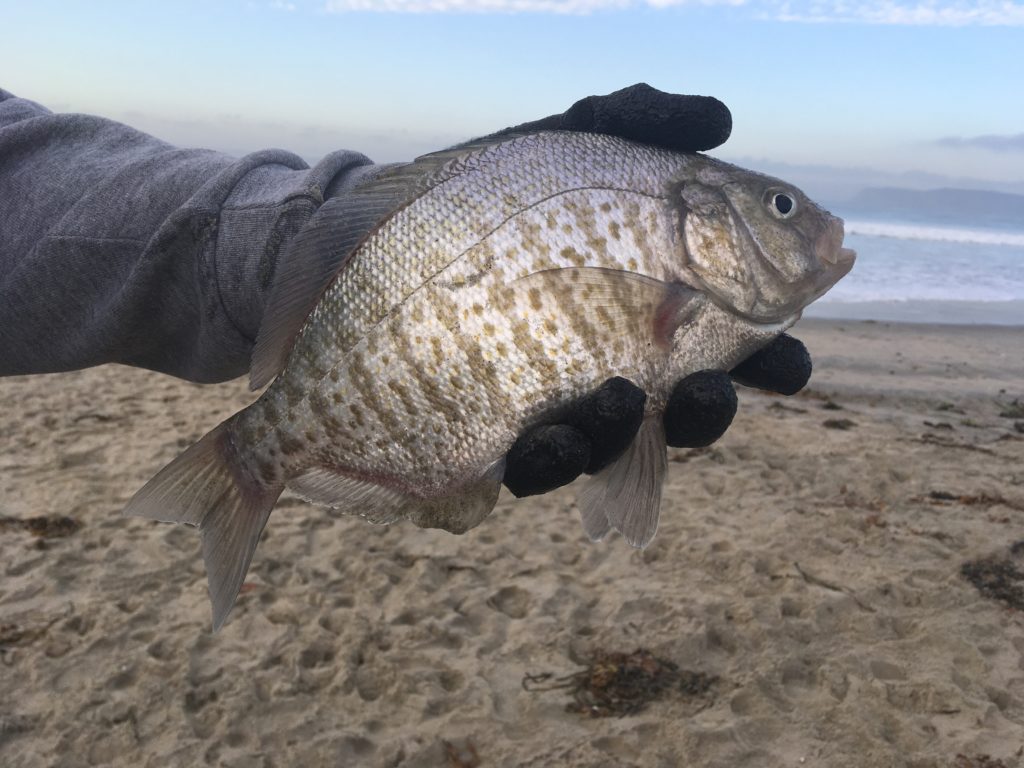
[[664, 370, 738, 448], [504, 424, 591, 498], [565, 376, 646, 474], [563, 84, 732, 152], [731, 334, 811, 396]]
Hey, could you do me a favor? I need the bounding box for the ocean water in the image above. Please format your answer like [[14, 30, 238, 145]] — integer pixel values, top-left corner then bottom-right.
[[805, 218, 1024, 325]]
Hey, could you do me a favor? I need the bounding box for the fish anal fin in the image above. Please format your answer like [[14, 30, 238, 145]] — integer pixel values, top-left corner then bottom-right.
[[291, 460, 506, 534], [576, 417, 667, 549], [512, 267, 703, 350], [124, 421, 283, 631], [289, 467, 409, 525]]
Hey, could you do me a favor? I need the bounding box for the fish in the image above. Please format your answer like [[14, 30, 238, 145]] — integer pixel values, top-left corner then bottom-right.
[[125, 131, 856, 629]]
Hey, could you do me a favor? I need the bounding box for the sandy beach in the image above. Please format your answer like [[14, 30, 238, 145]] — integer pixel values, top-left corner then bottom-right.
[[2, 317, 1023, 768]]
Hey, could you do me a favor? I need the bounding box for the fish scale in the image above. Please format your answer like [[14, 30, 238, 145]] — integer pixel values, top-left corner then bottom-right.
[[125, 131, 855, 629]]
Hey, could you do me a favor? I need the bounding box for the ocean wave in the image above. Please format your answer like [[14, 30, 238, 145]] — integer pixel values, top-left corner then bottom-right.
[[843, 220, 1024, 247]]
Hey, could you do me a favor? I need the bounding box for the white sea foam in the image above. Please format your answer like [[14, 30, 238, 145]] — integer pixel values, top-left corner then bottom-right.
[[843, 220, 1024, 247], [815, 227, 1024, 311]]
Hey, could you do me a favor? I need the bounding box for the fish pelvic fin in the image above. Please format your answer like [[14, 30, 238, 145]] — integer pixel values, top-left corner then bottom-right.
[[123, 422, 283, 631], [576, 417, 666, 548]]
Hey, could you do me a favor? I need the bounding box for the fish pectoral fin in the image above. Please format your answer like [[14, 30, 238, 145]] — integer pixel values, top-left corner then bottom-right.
[[511, 267, 703, 349], [123, 421, 284, 631], [576, 417, 667, 549], [289, 468, 411, 525]]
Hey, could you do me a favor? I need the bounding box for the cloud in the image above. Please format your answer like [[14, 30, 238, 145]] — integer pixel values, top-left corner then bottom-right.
[[324, 0, 742, 12], [321, 0, 1024, 24], [771, 1, 1024, 25], [936, 134, 1024, 152]]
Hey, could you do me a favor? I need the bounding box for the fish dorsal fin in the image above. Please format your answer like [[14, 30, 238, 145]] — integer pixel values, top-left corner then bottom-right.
[[511, 268, 704, 349], [250, 181, 412, 389], [576, 417, 667, 548], [249, 135, 530, 391]]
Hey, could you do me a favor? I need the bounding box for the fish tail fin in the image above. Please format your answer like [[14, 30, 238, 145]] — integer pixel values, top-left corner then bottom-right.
[[124, 421, 283, 631]]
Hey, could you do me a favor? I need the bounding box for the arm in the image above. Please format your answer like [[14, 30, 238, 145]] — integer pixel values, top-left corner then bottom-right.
[[0, 89, 371, 382], [0, 85, 812, 498]]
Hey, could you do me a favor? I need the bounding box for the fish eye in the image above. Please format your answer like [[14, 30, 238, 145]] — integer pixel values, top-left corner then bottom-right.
[[768, 191, 797, 219]]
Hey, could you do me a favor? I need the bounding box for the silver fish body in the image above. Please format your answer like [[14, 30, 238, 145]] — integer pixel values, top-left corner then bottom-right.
[[127, 131, 855, 629]]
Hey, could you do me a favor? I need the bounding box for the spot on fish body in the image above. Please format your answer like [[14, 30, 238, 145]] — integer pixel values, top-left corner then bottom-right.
[[261, 402, 279, 424], [257, 459, 277, 483], [276, 430, 305, 456], [528, 288, 543, 311]]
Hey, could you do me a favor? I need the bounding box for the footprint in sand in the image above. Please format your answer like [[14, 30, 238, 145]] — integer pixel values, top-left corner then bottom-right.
[[487, 585, 531, 619], [56, 447, 105, 470]]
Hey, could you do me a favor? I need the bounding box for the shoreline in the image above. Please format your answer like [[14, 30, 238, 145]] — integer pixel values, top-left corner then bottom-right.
[[804, 299, 1024, 326]]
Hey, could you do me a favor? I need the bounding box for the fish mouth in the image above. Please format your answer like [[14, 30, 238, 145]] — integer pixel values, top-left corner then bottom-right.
[[813, 216, 856, 290], [822, 246, 857, 281], [822, 246, 857, 269], [807, 244, 856, 308]]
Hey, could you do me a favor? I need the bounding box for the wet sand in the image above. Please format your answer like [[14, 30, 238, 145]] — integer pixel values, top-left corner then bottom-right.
[[2, 318, 1023, 768]]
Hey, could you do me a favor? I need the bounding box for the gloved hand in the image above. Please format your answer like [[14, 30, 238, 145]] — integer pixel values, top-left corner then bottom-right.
[[499, 84, 812, 497]]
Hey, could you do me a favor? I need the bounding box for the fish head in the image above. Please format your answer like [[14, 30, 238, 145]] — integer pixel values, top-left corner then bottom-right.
[[671, 157, 856, 323]]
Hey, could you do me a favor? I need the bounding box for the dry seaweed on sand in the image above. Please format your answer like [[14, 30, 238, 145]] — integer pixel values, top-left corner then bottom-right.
[[997, 398, 1024, 419], [523, 649, 717, 718], [442, 739, 480, 768], [823, 418, 857, 430], [768, 401, 808, 414], [961, 546, 1024, 611], [952, 753, 1016, 768], [0, 514, 81, 539], [919, 491, 1024, 513]]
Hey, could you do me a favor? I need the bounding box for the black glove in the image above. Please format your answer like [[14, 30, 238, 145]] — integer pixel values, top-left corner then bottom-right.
[[503, 334, 812, 497], [489, 82, 731, 153]]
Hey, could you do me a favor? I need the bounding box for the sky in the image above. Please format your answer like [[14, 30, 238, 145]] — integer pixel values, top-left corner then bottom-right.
[[2, 0, 1023, 200]]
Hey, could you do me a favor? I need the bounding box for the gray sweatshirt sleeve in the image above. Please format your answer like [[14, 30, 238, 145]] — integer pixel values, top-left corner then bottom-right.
[[0, 89, 373, 383]]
